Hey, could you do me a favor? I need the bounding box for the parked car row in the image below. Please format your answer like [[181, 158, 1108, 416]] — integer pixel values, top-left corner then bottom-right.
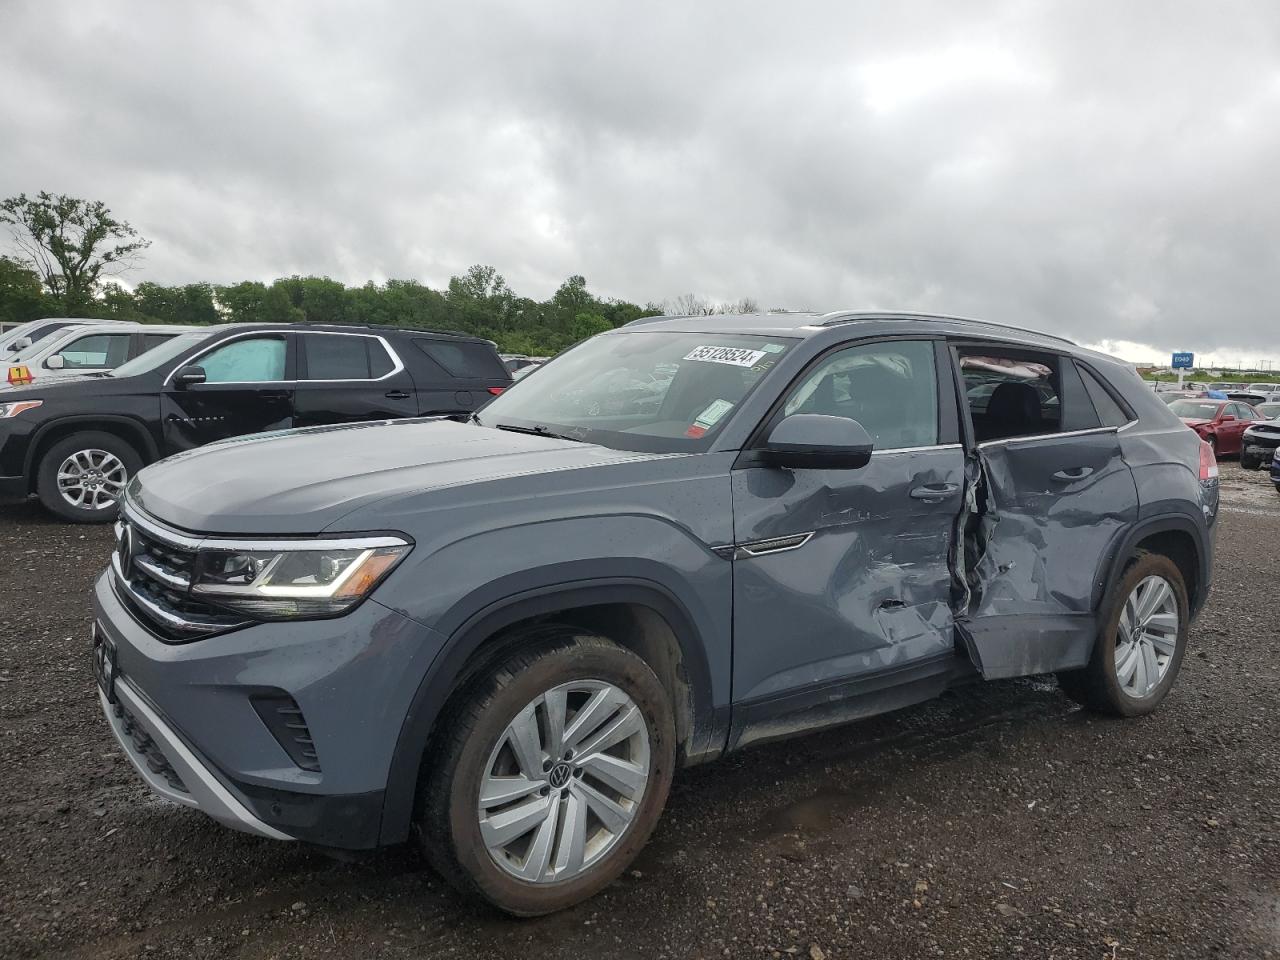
[[0, 322, 511, 521]]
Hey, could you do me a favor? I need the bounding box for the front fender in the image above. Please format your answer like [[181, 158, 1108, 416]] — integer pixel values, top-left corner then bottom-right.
[[370, 507, 733, 846]]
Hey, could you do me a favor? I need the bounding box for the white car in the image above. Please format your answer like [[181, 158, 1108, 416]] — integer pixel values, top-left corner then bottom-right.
[[0, 317, 125, 356], [8, 323, 197, 380]]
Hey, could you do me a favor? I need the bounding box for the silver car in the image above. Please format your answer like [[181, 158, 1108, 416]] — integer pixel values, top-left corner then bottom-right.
[[8, 323, 197, 380]]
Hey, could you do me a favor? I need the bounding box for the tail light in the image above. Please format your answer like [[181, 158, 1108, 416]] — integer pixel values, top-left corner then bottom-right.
[[487, 387, 505, 396], [1198, 439, 1218, 480]]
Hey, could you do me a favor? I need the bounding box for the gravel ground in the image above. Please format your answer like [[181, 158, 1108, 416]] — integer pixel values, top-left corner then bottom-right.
[[1, 463, 1278, 960]]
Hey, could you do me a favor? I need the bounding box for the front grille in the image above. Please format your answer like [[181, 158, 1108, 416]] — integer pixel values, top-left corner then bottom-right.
[[113, 699, 188, 793], [252, 693, 322, 772], [1248, 423, 1280, 437], [113, 506, 248, 642]]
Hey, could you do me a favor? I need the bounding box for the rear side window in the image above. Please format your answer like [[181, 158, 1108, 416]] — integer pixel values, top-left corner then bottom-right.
[[302, 334, 397, 380], [143, 333, 175, 350], [414, 339, 506, 379], [1078, 365, 1132, 427], [958, 349, 1062, 441]]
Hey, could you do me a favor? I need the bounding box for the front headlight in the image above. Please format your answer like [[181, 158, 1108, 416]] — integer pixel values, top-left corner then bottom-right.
[[0, 400, 42, 418], [190, 536, 410, 619]]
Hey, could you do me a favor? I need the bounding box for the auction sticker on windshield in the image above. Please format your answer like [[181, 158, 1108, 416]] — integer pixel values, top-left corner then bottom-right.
[[684, 345, 768, 367]]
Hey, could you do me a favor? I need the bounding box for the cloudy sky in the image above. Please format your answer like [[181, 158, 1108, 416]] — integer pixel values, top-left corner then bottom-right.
[[3, 0, 1279, 366]]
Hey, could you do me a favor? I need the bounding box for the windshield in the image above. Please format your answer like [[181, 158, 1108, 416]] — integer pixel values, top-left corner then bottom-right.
[[1257, 403, 1280, 419], [477, 331, 796, 452], [1168, 399, 1222, 419], [111, 330, 213, 378]]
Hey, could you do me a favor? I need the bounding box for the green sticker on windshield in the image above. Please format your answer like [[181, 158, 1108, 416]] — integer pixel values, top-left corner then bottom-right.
[[762, 343, 786, 354], [694, 398, 735, 428]]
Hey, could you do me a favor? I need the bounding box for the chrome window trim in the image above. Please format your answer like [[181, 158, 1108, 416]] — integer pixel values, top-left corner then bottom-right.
[[977, 425, 1120, 449], [871, 442, 963, 456], [121, 500, 409, 553], [161, 329, 406, 387]]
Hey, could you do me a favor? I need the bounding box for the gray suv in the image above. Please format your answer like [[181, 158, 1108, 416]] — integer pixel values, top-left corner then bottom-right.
[[92, 312, 1218, 915]]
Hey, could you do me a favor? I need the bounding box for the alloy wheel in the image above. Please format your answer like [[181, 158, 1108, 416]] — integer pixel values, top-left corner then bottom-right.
[[56, 449, 128, 511], [1114, 575, 1179, 698], [477, 679, 650, 883]]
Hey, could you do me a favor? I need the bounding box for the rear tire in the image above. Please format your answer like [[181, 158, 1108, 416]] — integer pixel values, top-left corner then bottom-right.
[[416, 630, 675, 916], [1057, 550, 1189, 717], [35, 431, 141, 523]]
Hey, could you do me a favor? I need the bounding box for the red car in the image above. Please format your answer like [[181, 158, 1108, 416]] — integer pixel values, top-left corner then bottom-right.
[[1167, 397, 1263, 456]]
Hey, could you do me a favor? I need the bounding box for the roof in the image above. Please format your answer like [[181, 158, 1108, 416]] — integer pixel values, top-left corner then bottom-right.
[[621, 310, 1109, 359]]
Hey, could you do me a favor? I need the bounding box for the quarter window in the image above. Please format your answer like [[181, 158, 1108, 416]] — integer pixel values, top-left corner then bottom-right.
[[414, 339, 507, 379], [197, 336, 287, 383], [782, 340, 938, 450], [1078, 365, 1131, 428]]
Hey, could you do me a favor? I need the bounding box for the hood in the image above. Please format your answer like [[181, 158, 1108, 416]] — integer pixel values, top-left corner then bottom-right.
[[128, 418, 666, 534], [0, 370, 116, 397]]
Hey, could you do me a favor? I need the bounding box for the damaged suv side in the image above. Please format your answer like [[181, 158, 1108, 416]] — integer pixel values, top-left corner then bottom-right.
[[93, 312, 1217, 916]]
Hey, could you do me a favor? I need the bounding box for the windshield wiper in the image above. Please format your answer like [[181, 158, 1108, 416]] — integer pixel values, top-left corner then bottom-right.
[[492, 422, 586, 443]]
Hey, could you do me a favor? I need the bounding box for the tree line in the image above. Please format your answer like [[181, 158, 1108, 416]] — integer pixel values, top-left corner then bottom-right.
[[0, 192, 763, 356]]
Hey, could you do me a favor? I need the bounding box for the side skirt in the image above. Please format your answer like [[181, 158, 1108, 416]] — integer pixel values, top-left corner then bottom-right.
[[727, 652, 976, 752]]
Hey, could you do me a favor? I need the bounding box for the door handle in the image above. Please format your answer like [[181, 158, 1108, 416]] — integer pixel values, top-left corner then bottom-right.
[[1051, 466, 1094, 482], [384, 390, 411, 400], [909, 482, 959, 500]]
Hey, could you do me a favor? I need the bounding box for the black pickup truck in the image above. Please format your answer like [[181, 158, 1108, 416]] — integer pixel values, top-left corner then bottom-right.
[[0, 323, 511, 521]]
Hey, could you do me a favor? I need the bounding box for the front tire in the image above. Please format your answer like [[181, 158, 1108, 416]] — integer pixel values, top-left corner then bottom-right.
[[35, 431, 141, 523], [417, 631, 675, 916], [1241, 452, 1260, 470], [1057, 551, 1189, 717]]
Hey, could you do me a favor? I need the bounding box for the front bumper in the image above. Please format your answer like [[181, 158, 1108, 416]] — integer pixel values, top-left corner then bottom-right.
[[92, 568, 446, 849], [0, 474, 25, 498], [98, 674, 292, 840], [1243, 431, 1280, 464]]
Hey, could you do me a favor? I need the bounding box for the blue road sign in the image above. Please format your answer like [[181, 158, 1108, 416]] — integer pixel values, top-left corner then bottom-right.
[[1172, 352, 1194, 369]]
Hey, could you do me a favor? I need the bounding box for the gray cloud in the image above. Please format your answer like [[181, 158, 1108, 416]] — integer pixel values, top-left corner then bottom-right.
[[3, 0, 1280, 363]]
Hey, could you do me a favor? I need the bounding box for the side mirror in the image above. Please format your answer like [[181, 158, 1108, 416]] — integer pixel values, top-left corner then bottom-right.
[[1220, 414, 1235, 422], [7, 337, 32, 353], [172, 364, 207, 388], [760, 414, 874, 470], [44, 355, 66, 370]]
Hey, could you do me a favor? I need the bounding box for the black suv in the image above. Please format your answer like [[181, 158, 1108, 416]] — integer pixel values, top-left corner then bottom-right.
[[0, 323, 510, 521]]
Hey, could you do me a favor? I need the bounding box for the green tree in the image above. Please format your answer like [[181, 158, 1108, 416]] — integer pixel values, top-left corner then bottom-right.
[[0, 255, 48, 323], [0, 192, 150, 314], [134, 282, 220, 325]]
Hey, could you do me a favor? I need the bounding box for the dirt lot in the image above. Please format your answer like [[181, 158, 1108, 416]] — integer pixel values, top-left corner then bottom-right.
[[2, 464, 1278, 960]]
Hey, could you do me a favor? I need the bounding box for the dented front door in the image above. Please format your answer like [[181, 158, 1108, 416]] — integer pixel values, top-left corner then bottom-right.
[[729, 445, 965, 709]]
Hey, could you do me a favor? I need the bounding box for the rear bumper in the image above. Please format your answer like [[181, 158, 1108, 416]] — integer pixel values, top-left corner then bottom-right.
[[98, 676, 293, 840]]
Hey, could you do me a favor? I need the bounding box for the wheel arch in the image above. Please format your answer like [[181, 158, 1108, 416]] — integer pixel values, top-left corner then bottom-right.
[[24, 416, 159, 491], [1095, 515, 1208, 620], [377, 577, 723, 846]]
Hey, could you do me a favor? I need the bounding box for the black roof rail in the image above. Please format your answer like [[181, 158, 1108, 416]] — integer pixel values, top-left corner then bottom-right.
[[817, 311, 1078, 347]]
